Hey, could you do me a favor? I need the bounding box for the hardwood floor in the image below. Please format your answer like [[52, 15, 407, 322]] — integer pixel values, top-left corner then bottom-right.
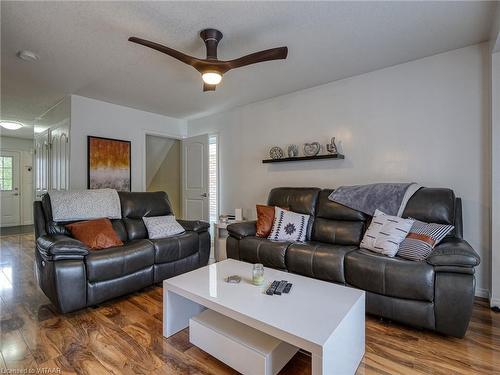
[[1, 233, 499, 374]]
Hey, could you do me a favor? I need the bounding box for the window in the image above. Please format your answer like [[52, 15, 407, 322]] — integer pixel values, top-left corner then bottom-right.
[[208, 135, 218, 226], [0, 156, 13, 191]]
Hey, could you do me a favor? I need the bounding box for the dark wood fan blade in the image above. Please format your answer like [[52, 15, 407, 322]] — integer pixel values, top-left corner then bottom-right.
[[128, 37, 203, 67], [225, 47, 288, 70], [203, 83, 216, 92]]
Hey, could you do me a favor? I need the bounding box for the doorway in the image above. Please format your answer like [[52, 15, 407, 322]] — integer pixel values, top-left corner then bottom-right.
[[0, 137, 34, 228], [145, 132, 218, 225], [0, 151, 20, 226], [145, 134, 182, 216]]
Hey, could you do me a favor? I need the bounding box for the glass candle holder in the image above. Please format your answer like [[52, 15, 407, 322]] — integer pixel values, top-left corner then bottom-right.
[[252, 264, 264, 286]]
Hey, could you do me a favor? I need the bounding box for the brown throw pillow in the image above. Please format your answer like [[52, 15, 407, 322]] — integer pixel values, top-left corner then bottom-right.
[[256, 205, 275, 237], [256, 205, 289, 238], [66, 218, 123, 250]]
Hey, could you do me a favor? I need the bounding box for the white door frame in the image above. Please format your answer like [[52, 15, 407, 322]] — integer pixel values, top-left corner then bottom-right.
[[209, 133, 220, 222]]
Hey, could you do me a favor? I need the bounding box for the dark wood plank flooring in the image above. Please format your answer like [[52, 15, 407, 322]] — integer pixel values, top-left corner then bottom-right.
[[1, 233, 499, 374]]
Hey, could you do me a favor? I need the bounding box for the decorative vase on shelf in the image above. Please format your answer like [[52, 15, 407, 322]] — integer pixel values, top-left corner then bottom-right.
[[287, 144, 299, 158], [326, 137, 338, 155]]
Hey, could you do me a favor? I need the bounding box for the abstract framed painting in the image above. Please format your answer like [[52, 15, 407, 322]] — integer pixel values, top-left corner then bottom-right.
[[87, 136, 131, 191]]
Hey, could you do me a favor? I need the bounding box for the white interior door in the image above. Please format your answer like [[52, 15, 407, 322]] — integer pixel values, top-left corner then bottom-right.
[[0, 151, 21, 227], [182, 134, 209, 221]]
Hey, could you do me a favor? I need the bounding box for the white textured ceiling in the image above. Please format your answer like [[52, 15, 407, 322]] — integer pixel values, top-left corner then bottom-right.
[[1, 1, 497, 122]]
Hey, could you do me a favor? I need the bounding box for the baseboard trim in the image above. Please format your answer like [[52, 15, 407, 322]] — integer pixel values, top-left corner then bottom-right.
[[490, 297, 500, 308], [475, 288, 490, 299]]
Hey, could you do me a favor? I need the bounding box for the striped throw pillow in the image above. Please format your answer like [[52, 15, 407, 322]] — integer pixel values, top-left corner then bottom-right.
[[360, 209, 414, 257], [397, 219, 454, 261]]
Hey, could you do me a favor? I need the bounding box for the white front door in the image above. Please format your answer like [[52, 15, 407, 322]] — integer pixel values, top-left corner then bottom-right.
[[182, 134, 209, 221], [0, 151, 21, 227]]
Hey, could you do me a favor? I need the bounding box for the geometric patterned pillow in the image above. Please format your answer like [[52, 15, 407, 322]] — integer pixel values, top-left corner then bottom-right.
[[397, 219, 454, 261], [360, 209, 414, 257], [268, 207, 310, 242], [142, 215, 185, 239]]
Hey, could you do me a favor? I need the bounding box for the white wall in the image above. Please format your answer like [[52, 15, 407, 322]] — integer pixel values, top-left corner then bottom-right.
[[0, 136, 33, 152], [145, 135, 177, 187], [491, 51, 500, 307], [147, 139, 181, 216], [70, 95, 187, 191], [188, 43, 491, 296]]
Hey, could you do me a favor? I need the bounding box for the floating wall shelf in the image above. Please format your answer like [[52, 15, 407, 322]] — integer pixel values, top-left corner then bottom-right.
[[262, 154, 345, 164]]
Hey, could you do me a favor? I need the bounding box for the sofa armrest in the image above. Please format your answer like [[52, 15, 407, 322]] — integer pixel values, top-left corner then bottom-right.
[[177, 219, 210, 233], [426, 237, 480, 269], [36, 234, 89, 260], [227, 221, 257, 240]]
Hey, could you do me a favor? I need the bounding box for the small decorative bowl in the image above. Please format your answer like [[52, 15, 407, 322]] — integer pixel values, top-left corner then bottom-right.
[[269, 146, 284, 159]]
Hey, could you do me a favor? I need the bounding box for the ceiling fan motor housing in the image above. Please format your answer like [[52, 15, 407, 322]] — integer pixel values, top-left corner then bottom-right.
[[200, 29, 223, 60]]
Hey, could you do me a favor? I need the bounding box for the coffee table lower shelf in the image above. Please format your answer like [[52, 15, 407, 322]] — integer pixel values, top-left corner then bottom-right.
[[190, 309, 298, 375]]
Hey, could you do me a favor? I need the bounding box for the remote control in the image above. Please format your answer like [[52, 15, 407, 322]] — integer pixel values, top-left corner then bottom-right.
[[274, 280, 288, 295], [266, 280, 280, 295], [283, 283, 292, 293]]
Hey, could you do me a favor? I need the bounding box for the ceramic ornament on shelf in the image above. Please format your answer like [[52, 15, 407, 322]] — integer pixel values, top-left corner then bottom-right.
[[287, 144, 299, 158], [326, 137, 338, 154], [303, 142, 321, 156], [269, 146, 284, 159]]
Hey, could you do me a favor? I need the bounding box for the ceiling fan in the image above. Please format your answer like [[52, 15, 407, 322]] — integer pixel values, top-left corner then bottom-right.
[[128, 29, 288, 91]]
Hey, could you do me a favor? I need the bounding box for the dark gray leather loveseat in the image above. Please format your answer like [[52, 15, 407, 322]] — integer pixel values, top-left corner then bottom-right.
[[33, 191, 210, 313], [227, 187, 480, 338]]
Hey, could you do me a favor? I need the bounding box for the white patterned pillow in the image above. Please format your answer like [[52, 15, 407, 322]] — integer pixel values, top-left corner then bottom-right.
[[360, 209, 414, 257], [268, 207, 310, 242], [397, 219, 454, 261], [143, 215, 185, 239]]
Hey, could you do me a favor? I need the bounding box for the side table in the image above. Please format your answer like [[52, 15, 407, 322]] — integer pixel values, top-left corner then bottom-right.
[[214, 221, 241, 262]]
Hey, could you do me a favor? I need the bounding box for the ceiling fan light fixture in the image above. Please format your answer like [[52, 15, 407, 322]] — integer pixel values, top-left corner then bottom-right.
[[128, 29, 288, 92], [0, 121, 24, 130], [202, 72, 222, 85]]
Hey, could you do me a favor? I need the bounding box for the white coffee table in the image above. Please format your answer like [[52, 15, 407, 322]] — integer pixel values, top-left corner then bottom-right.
[[163, 259, 365, 375]]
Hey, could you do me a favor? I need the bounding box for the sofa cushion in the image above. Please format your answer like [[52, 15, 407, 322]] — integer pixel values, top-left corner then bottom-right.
[[359, 209, 414, 257], [119, 191, 173, 218], [111, 219, 128, 242], [345, 249, 435, 302], [286, 242, 357, 283], [119, 191, 173, 240], [402, 188, 455, 226], [267, 187, 321, 240], [143, 215, 185, 239], [151, 231, 199, 263], [65, 218, 123, 250], [268, 207, 310, 242], [316, 190, 368, 221], [256, 205, 277, 238], [123, 218, 148, 241], [311, 190, 368, 245], [239, 237, 291, 270], [312, 218, 365, 246], [397, 219, 454, 261], [86, 239, 154, 282]]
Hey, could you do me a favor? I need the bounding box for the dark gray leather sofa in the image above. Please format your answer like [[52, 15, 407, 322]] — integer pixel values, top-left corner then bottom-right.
[[227, 187, 480, 338], [33, 191, 210, 313]]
